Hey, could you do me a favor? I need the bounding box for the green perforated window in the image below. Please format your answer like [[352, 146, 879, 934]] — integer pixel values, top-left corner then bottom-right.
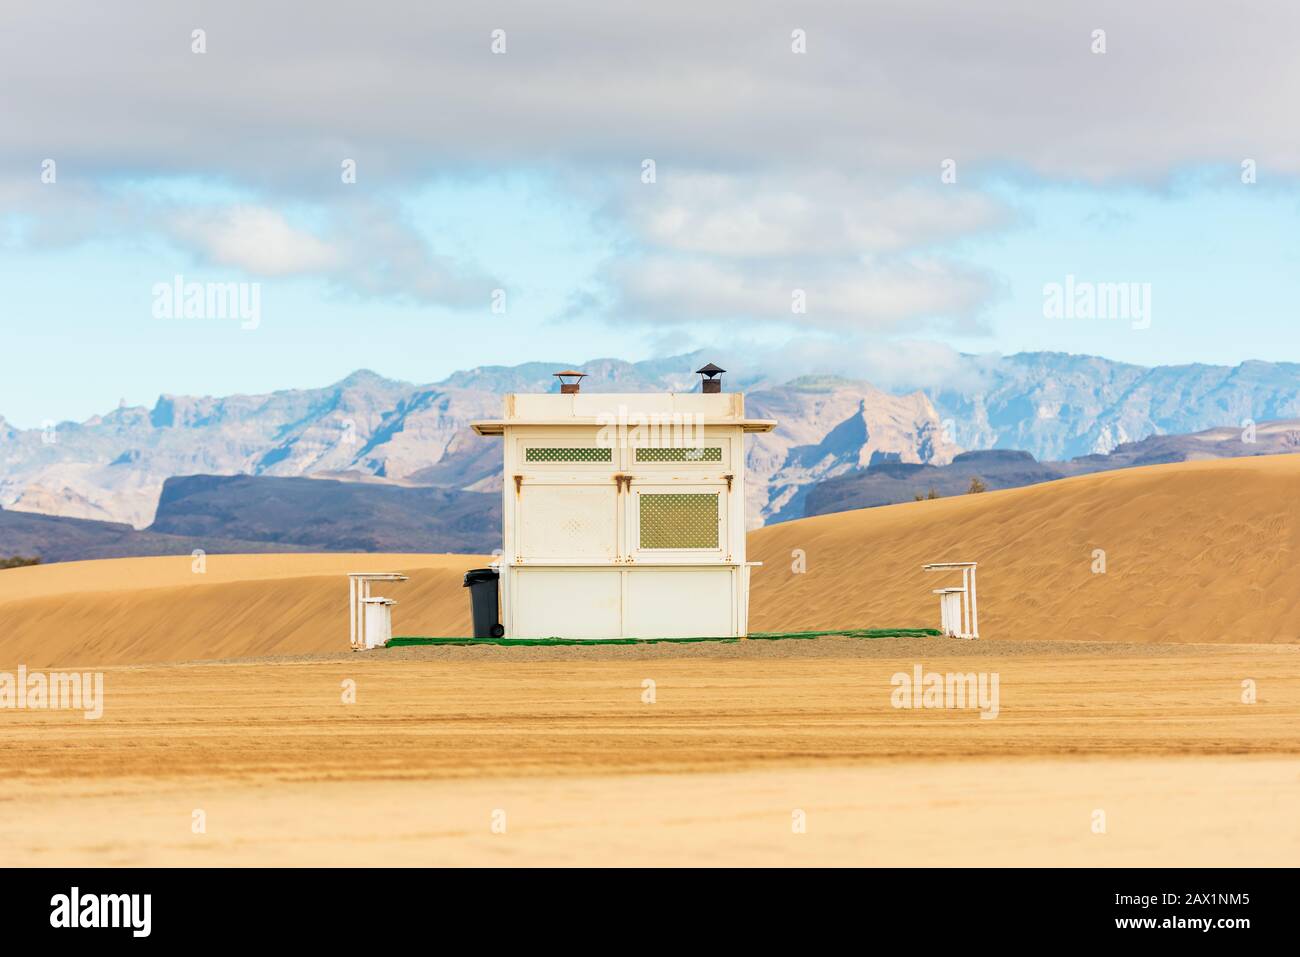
[[525, 447, 612, 463], [635, 446, 722, 463], [639, 493, 719, 549]]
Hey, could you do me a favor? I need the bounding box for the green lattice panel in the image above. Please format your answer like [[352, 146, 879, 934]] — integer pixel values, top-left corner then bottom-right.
[[639, 493, 719, 549], [525, 447, 612, 463], [634, 446, 722, 463]]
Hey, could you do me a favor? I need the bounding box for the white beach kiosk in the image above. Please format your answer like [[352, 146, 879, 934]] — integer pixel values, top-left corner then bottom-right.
[[471, 365, 776, 640]]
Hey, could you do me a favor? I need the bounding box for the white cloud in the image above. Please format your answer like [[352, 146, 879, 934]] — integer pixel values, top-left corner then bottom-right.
[[3, 0, 1297, 324], [602, 170, 1008, 331], [744, 337, 996, 394], [609, 254, 998, 331], [171, 206, 342, 275], [0, 184, 499, 308], [630, 173, 1009, 257], [4, 2, 1297, 184]]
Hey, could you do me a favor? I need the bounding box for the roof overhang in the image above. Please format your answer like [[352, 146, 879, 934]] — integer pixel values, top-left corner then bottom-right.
[[471, 418, 776, 436]]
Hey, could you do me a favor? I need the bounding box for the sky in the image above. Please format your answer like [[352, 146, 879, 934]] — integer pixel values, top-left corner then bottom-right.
[[2, 1, 1299, 427]]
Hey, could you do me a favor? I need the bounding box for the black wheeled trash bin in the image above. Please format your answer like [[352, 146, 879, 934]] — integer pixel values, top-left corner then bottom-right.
[[463, 567, 505, 638]]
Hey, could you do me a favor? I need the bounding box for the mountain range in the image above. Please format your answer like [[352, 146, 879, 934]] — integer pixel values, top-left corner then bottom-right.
[[802, 419, 1300, 517], [0, 474, 499, 563], [2, 351, 1298, 537]]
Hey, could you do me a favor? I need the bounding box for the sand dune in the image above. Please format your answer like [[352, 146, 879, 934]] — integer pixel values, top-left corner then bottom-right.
[[0, 455, 1296, 669], [750, 453, 1300, 644], [0, 554, 482, 669]]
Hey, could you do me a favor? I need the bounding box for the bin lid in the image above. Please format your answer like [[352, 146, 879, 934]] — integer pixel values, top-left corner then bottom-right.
[[463, 567, 500, 586]]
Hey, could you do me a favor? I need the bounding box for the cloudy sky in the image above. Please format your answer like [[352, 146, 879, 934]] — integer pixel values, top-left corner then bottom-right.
[[2, 1, 1299, 426]]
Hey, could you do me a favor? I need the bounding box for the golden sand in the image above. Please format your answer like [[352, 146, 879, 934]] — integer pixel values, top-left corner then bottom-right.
[[1, 649, 1297, 866], [1, 456, 1297, 865]]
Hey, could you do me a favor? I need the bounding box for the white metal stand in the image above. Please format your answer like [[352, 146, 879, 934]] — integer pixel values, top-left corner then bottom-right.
[[349, 572, 408, 650], [923, 562, 979, 639], [362, 597, 397, 649]]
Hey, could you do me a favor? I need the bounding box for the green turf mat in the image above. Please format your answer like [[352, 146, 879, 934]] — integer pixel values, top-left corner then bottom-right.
[[384, 627, 940, 648]]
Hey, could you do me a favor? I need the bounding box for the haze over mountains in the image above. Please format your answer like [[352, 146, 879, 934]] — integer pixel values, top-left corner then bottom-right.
[[2, 351, 1298, 547]]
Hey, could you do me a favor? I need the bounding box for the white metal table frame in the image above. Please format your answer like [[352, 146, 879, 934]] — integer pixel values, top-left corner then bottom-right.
[[922, 562, 979, 639], [348, 572, 409, 650]]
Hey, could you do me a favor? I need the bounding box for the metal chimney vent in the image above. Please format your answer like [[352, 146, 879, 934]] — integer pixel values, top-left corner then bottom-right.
[[695, 362, 725, 393], [553, 370, 587, 394]]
